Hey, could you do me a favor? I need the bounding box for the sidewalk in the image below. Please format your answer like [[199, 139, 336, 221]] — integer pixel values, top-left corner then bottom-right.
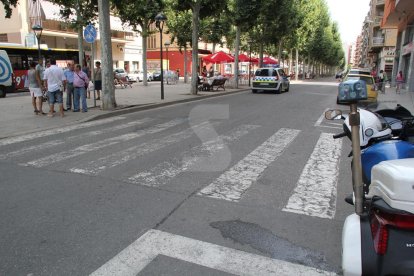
[[0, 81, 249, 139], [376, 85, 414, 114]]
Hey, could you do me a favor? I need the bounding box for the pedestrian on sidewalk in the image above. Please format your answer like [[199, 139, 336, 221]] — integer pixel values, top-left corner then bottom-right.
[[93, 61, 102, 100], [63, 62, 75, 110], [396, 70, 404, 94], [43, 58, 66, 117], [27, 61, 45, 115], [378, 70, 387, 94], [73, 64, 89, 113]]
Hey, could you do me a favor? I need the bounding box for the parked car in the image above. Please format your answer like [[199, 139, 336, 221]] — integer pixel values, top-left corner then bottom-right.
[[114, 68, 129, 80], [337, 73, 378, 105], [151, 70, 177, 82], [128, 71, 153, 82], [251, 67, 290, 94]]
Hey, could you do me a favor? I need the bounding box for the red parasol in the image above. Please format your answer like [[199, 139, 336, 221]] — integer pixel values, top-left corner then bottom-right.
[[203, 51, 234, 63], [262, 56, 278, 64]]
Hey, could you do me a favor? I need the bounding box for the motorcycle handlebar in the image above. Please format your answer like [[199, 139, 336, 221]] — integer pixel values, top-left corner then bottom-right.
[[333, 132, 347, 139]]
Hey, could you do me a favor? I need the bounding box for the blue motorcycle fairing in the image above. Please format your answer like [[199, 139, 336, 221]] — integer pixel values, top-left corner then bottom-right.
[[361, 140, 414, 184]]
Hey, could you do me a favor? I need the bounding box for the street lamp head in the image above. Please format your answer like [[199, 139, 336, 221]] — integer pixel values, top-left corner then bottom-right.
[[32, 24, 43, 39], [164, 40, 171, 47], [155, 12, 167, 30]]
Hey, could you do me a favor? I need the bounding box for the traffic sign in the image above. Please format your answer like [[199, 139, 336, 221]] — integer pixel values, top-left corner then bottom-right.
[[83, 24, 97, 43]]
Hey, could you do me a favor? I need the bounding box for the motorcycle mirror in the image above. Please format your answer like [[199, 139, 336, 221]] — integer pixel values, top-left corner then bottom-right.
[[325, 109, 343, 120]]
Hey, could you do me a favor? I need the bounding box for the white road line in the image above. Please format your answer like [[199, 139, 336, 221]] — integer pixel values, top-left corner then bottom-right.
[[198, 128, 301, 202], [70, 122, 216, 175], [314, 108, 329, 127], [90, 229, 335, 276], [318, 125, 343, 129], [127, 124, 260, 187], [282, 133, 342, 219], [21, 119, 183, 168], [0, 117, 126, 147], [0, 119, 153, 160]]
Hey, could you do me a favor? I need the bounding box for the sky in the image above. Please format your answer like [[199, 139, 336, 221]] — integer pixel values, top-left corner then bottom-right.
[[325, 0, 371, 45]]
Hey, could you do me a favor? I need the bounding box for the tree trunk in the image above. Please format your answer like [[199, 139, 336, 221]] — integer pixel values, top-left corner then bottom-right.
[[295, 48, 299, 81], [277, 40, 282, 63], [190, 2, 201, 95], [234, 26, 241, 89], [289, 48, 293, 75], [142, 24, 149, 86], [259, 43, 264, 68], [184, 45, 188, 84], [75, 0, 84, 67], [98, 0, 116, 109]]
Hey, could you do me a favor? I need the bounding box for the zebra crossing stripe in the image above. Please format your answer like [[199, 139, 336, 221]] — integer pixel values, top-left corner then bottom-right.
[[70, 122, 217, 176], [21, 119, 184, 168], [0, 119, 153, 160], [282, 133, 342, 219], [90, 229, 334, 276], [127, 124, 260, 187], [198, 128, 301, 202], [0, 117, 126, 147]]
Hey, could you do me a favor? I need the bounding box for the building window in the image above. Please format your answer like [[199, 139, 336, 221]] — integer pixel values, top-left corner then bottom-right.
[[0, 33, 8, 42]]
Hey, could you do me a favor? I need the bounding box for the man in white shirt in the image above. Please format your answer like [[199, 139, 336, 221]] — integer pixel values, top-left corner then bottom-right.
[[44, 58, 66, 117]]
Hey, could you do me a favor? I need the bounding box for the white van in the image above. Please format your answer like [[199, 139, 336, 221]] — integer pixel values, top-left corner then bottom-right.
[[0, 50, 14, 98]]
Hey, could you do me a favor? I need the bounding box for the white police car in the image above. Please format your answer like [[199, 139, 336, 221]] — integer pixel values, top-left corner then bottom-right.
[[252, 67, 290, 94]]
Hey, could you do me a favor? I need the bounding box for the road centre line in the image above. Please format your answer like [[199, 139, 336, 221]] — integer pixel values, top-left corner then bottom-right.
[[127, 124, 260, 187], [198, 128, 300, 202], [0, 116, 126, 147], [90, 229, 335, 276], [21, 119, 184, 168], [70, 121, 217, 176], [0, 118, 153, 160], [282, 132, 342, 219]]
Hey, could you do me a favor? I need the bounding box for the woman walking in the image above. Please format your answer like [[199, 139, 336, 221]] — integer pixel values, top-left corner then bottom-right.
[[73, 64, 89, 112], [396, 70, 404, 94]]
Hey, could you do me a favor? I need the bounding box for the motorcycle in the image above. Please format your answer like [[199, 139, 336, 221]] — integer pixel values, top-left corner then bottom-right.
[[325, 80, 414, 276]]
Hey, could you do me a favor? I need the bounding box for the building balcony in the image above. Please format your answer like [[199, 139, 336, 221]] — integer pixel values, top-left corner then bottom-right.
[[376, 0, 385, 6], [372, 36, 385, 47], [373, 15, 383, 26]]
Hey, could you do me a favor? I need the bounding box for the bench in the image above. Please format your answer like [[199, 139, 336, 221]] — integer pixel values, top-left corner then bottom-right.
[[209, 78, 227, 91]]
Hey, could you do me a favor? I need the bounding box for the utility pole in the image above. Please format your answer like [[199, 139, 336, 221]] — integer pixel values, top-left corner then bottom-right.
[[98, 0, 116, 109]]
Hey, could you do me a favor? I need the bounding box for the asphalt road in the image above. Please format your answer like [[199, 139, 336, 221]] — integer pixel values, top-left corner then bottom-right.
[[0, 80, 354, 275]]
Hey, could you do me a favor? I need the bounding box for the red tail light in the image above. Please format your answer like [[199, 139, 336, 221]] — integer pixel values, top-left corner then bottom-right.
[[370, 209, 414, 255]]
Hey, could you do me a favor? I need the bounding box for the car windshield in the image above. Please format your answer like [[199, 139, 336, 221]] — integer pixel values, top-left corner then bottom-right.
[[255, 69, 270, 77], [346, 75, 374, 85]]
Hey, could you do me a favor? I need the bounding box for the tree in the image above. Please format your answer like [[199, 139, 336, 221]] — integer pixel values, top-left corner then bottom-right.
[[112, 0, 164, 86], [173, 0, 227, 95]]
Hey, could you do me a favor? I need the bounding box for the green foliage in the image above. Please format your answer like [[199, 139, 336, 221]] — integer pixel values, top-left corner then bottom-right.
[[51, 0, 99, 30]]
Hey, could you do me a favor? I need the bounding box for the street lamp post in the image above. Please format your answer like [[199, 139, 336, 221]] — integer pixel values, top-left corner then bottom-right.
[[164, 40, 170, 84], [32, 24, 43, 64], [155, 12, 167, 100]]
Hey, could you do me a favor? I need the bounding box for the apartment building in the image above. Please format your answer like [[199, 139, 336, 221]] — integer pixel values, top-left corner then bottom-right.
[[382, 0, 414, 91]]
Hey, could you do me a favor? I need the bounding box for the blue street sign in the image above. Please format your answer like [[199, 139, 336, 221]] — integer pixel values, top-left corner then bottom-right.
[[83, 24, 97, 43]]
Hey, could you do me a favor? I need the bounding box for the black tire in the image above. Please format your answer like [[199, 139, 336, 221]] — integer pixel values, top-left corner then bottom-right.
[[285, 84, 290, 92], [0, 86, 6, 98], [252, 89, 257, 93], [275, 88, 281, 94], [336, 97, 339, 104]]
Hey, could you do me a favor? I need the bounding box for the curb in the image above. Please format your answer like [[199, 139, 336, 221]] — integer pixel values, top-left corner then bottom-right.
[[83, 88, 250, 122]]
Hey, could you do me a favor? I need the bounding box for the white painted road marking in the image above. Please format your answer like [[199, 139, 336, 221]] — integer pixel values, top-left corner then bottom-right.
[[283, 133, 342, 219], [21, 119, 183, 168], [127, 124, 260, 187], [0, 117, 126, 147], [314, 108, 329, 127], [70, 122, 216, 176], [0, 119, 153, 160], [198, 128, 301, 202], [90, 229, 335, 276]]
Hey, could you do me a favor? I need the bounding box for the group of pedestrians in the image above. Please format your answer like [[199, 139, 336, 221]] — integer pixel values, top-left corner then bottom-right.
[[373, 69, 405, 94], [27, 60, 102, 118]]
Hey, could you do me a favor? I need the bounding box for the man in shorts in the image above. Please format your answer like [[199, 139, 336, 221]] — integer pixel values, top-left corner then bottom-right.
[[43, 58, 66, 117], [28, 61, 45, 115]]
